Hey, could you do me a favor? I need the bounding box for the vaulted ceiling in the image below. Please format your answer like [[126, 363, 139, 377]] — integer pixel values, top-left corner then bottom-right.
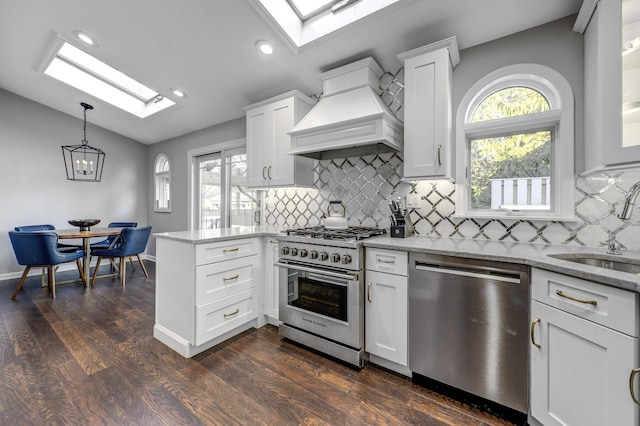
[[0, 0, 582, 144]]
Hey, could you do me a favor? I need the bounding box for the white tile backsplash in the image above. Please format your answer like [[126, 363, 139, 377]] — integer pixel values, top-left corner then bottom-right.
[[264, 152, 640, 248]]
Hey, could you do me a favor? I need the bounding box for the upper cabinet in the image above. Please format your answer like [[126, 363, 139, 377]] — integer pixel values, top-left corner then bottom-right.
[[398, 37, 460, 180], [578, 0, 640, 173], [244, 90, 315, 188]]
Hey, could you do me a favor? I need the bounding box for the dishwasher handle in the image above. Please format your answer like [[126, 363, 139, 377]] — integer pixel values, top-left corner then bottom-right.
[[414, 262, 521, 284]]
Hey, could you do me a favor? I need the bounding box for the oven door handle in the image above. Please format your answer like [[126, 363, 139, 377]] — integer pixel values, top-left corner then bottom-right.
[[274, 262, 359, 281]]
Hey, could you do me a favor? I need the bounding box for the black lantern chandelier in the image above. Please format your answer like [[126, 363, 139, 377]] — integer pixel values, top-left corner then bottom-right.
[[61, 102, 105, 182]]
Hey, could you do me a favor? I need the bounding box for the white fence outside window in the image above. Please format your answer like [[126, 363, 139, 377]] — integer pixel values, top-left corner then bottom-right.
[[490, 177, 551, 210]]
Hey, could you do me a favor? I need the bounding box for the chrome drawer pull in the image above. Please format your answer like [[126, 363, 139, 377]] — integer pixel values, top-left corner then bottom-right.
[[223, 275, 239, 282], [530, 318, 541, 349], [377, 258, 395, 265], [367, 281, 372, 303], [224, 308, 240, 318], [437, 144, 442, 166], [223, 248, 239, 254], [631, 368, 640, 406], [556, 290, 597, 306]]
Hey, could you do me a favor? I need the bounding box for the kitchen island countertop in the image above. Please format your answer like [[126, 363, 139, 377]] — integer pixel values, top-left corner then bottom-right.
[[153, 226, 284, 244]]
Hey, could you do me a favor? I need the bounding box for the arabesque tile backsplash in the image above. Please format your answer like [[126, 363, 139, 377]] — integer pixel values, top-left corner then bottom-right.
[[263, 152, 640, 248]]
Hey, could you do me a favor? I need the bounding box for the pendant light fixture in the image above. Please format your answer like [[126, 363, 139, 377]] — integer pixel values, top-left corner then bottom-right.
[[61, 102, 105, 181]]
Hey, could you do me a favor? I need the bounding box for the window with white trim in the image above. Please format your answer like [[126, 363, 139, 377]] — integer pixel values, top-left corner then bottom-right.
[[454, 64, 576, 220], [154, 154, 171, 212]]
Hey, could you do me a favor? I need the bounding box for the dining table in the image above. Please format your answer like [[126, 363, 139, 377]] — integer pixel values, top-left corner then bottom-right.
[[54, 227, 124, 286]]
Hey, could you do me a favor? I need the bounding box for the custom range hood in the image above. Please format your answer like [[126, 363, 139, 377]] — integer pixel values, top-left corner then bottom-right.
[[289, 57, 403, 160]]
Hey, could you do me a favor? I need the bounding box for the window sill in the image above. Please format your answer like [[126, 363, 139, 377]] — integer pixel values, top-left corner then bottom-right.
[[154, 209, 172, 213], [452, 212, 580, 222]]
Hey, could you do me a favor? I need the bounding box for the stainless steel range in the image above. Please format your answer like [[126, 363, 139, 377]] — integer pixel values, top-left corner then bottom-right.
[[275, 226, 386, 368]]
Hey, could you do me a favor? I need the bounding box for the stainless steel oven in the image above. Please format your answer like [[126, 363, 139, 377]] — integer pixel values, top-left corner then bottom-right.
[[275, 226, 385, 368]]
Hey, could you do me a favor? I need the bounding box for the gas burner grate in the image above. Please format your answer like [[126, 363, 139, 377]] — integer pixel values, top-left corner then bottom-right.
[[285, 226, 387, 241]]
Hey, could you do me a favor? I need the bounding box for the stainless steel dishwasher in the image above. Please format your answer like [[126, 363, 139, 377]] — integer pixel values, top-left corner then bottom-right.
[[409, 252, 530, 416]]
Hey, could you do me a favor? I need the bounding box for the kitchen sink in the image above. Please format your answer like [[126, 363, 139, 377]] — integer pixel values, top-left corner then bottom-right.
[[547, 253, 640, 274]]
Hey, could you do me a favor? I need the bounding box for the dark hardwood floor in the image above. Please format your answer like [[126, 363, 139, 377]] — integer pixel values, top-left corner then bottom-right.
[[0, 262, 517, 425]]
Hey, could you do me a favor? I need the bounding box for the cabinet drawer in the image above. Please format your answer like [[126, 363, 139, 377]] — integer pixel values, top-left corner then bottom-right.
[[366, 249, 408, 276], [195, 256, 256, 306], [195, 238, 259, 266], [195, 288, 257, 346], [532, 268, 639, 337]]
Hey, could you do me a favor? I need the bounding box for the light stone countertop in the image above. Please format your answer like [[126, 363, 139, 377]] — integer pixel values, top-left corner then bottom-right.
[[154, 228, 640, 293], [153, 226, 285, 244], [364, 235, 640, 293]]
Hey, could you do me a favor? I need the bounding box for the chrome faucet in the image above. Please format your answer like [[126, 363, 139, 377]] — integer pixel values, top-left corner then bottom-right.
[[618, 181, 640, 220]]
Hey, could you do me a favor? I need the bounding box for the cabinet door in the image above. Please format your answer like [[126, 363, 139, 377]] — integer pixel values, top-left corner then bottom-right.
[[365, 270, 408, 366], [531, 300, 640, 426], [263, 239, 280, 323], [268, 97, 296, 187], [402, 47, 452, 179], [246, 106, 269, 187]]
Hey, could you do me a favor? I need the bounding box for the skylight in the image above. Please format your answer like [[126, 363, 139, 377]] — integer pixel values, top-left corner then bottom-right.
[[44, 41, 175, 118], [255, 0, 404, 49], [287, 0, 334, 20]]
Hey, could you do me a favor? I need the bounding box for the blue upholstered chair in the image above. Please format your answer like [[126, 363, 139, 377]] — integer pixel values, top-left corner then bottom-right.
[[90, 222, 137, 250], [90, 222, 139, 270], [90, 226, 152, 287], [8, 231, 85, 299], [14, 224, 79, 252], [14, 224, 83, 286]]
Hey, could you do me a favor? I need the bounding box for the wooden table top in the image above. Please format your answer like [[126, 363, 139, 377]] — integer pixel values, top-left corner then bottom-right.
[[53, 227, 124, 239]]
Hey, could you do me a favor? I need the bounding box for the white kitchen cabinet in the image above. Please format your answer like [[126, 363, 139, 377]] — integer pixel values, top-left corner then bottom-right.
[[397, 37, 459, 180], [154, 237, 260, 357], [263, 238, 280, 325], [578, 0, 640, 173], [530, 268, 640, 426], [365, 248, 410, 376], [244, 90, 315, 188]]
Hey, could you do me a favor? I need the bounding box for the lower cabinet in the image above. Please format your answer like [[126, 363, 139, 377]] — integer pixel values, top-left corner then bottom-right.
[[154, 237, 260, 357], [263, 238, 280, 325], [530, 268, 640, 426], [365, 248, 409, 375]]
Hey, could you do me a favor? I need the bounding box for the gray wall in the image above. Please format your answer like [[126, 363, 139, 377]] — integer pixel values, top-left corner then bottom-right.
[[146, 117, 246, 256], [0, 88, 148, 276], [453, 15, 584, 170]]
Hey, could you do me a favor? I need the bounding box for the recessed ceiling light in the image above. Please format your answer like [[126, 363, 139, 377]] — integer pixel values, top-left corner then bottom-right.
[[73, 30, 97, 46], [256, 40, 274, 55], [171, 88, 187, 98]]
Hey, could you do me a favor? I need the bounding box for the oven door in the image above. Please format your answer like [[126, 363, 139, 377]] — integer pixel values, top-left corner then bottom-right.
[[275, 262, 363, 349]]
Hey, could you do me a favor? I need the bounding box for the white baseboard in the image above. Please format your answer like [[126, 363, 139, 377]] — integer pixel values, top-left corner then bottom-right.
[[0, 254, 155, 283]]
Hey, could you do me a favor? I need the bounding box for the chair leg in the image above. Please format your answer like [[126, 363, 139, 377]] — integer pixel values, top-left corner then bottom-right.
[[76, 259, 86, 287], [91, 258, 103, 287], [11, 266, 32, 300], [49, 265, 56, 298], [128, 256, 136, 270], [136, 255, 148, 278], [120, 257, 126, 287]]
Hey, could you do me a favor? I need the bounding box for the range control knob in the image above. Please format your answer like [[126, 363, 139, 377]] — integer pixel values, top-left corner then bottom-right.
[[280, 246, 290, 256], [299, 249, 308, 258], [341, 254, 352, 264], [320, 251, 329, 261], [330, 253, 341, 263], [309, 250, 318, 259], [290, 248, 298, 256]]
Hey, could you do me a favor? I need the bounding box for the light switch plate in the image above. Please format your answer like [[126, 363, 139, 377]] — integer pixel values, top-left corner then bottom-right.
[[406, 193, 420, 208]]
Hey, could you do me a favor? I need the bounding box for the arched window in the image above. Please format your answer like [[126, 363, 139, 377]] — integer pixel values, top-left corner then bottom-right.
[[154, 153, 171, 212], [454, 64, 575, 220]]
